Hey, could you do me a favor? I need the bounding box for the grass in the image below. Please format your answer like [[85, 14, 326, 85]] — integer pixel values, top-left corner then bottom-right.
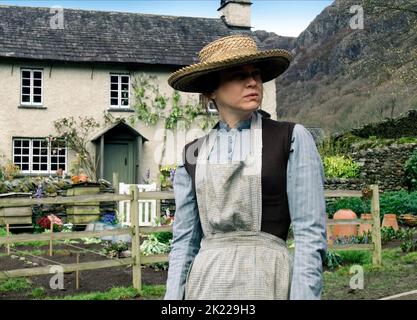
[[0, 278, 32, 293], [323, 248, 417, 300], [30, 287, 46, 299], [46, 287, 140, 300]]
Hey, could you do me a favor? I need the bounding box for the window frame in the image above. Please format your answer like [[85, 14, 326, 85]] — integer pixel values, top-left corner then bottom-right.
[[20, 68, 43, 106], [12, 138, 67, 175], [109, 73, 131, 108]]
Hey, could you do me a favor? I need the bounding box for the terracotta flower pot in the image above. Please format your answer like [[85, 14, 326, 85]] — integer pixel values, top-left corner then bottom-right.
[[71, 175, 79, 184], [382, 214, 399, 231], [359, 213, 373, 236], [333, 209, 358, 238], [78, 173, 88, 183]]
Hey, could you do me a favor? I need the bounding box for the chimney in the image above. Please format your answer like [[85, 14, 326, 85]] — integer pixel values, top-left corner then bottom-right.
[[218, 0, 252, 29]]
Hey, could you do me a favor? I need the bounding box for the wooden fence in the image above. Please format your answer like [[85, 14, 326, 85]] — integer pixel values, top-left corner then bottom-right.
[[325, 184, 382, 265], [0, 186, 174, 292], [0, 183, 383, 294]]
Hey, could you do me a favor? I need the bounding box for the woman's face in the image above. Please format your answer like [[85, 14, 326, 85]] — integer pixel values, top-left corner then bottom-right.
[[210, 64, 263, 113]]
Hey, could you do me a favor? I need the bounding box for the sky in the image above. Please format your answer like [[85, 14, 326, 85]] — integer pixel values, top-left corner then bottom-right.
[[0, 0, 333, 37]]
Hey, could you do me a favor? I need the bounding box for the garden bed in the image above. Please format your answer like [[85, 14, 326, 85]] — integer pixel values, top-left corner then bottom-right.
[[0, 242, 167, 300]]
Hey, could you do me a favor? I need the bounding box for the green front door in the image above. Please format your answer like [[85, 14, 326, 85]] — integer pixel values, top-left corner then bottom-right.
[[103, 142, 135, 184]]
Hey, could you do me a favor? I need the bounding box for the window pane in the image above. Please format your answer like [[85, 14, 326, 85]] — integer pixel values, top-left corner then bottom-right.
[[33, 164, 39, 171], [22, 87, 30, 94], [33, 87, 42, 95], [33, 149, 39, 155], [14, 140, 22, 148], [33, 156, 39, 162], [22, 156, 29, 162], [41, 156, 47, 163], [51, 164, 57, 171], [111, 91, 118, 98], [33, 95, 42, 103], [121, 76, 129, 84], [22, 95, 30, 102], [14, 148, 21, 155], [58, 149, 66, 156], [22, 140, 29, 147], [33, 141, 39, 147], [33, 71, 42, 79], [22, 148, 29, 155], [121, 83, 129, 91], [22, 164, 29, 171], [111, 98, 118, 106], [59, 164, 66, 171], [34, 80, 42, 87], [14, 156, 21, 163], [41, 164, 47, 171], [111, 83, 118, 91], [110, 75, 118, 83], [22, 70, 30, 78], [22, 79, 30, 86], [121, 99, 129, 106], [51, 156, 57, 163]]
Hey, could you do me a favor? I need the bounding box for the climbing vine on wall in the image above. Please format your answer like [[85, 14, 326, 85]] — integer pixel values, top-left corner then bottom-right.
[[129, 73, 217, 130]]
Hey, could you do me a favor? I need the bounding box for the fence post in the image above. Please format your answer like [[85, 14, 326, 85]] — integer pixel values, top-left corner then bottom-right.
[[113, 172, 119, 195], [6, 224, 10, 255], [370, 184, 382, 266], [130, 185, 142, 292]]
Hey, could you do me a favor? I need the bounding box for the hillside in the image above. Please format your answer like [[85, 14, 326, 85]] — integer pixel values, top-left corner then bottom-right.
[[264, 0, 417, 134]]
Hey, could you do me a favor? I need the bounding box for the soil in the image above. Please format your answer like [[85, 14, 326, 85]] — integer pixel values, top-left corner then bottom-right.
[[0, 242, 167, 300]]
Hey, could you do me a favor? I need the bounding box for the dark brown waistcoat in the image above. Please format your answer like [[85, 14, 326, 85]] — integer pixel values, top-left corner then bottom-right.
[[182, 117, 295, 241]]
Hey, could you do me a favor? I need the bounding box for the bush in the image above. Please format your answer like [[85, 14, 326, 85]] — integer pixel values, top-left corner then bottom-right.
[[338, 250, 372, 265], [323, 155, 360, 178], [405, 150, 417, 191], [324, 251, 343, 270], [326, 198, 370, 218], [152, 231, 173, 245]]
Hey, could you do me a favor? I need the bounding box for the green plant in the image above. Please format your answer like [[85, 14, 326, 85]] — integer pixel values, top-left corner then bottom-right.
[[0, 278, 31, 293], [140, 233, 171, 256], [30, 287, 46, 299], [399, 228, 417, 253], [152, 231, 173, 245], [326, 197, 370, 218], [405, 150, 417, 191], [381, 226, 398, 244], [53, 116, 101, 181], [338, 250, 372, 265], [102, 241, 128, 258], [324, 251, 343, 270], [323, 155, 360, 178], [159, 164, 176, 190]]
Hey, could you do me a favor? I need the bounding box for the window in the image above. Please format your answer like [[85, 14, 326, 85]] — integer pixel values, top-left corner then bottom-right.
[[110, 74, 130, 107], [13, 138, 67, 174], [21, 69, 43, 106]]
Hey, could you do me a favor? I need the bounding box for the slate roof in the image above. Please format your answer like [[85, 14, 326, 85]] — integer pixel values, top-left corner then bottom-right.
[[0, 5, 251, 66]]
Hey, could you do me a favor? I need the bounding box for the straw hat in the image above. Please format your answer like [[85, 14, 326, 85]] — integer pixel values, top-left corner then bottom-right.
[[168, 34, 293, 93]]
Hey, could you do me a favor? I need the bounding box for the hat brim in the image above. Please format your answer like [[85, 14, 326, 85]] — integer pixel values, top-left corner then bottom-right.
[[168, 49, 293, 93]]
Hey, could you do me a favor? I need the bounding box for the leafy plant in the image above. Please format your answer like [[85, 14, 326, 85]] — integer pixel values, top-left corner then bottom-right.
[[140, 233, 171, 256], [102, 241, 128, 258], [53, 116, 101, 181], [324, 251, 343, 270], [159, 164, 176, 190], [399, 228, 417, 253], [405, 150, 417, 191], [326, 197, 370, 218], [152, 231, 173, 245], [323, 155, 360, 178], [381, 226, 399, 244]]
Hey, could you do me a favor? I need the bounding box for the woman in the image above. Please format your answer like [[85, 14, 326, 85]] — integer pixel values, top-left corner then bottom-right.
[[164, 35, 327, 300]]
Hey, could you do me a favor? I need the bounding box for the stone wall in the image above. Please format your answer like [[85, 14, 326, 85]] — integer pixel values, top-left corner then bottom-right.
[[324, 143, 417, 191]]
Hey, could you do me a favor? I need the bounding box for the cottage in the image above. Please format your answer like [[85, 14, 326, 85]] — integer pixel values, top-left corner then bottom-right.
[[0, 1, 279, 186]]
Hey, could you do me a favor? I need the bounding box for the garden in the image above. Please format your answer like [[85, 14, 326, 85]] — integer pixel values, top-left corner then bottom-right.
[[1, 117, 417, 300]]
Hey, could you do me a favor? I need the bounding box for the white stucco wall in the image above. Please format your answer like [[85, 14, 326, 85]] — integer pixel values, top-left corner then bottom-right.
[[0, 60, 277, 186]]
